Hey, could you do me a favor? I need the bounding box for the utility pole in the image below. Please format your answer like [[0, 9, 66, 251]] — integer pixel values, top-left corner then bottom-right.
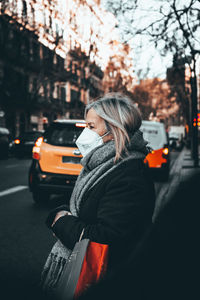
[[190, 50, 200, 167]]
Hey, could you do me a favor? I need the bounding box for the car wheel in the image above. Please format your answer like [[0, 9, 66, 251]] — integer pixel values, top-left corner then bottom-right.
[[32, 190, 50, 204]]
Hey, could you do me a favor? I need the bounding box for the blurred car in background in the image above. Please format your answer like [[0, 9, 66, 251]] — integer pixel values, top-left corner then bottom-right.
[[13, 131, 43, 158], [140, 120, 170, 181], [169, 132, 184, 150], [168, 125, 185, 150], [28, 119, 86, 204], [0, 127, 10, 159]]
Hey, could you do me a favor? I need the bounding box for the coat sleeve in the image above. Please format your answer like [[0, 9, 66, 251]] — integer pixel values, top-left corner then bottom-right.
[[52, 167, 155, 249]]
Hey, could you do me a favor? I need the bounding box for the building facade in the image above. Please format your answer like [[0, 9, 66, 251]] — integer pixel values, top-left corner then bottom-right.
[[0, 0, 133, 137]]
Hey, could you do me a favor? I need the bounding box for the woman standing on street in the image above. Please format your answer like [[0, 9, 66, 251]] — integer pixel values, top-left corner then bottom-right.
[[41, 93, 155, 298]]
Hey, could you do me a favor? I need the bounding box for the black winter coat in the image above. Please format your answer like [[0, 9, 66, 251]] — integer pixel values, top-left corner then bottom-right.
[[77, 171, 200, 300], [46, 158, 155, 269]]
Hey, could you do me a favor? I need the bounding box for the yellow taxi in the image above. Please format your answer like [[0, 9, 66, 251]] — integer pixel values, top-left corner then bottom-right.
[[140, 120, 170, 181], [28, 119, 86, 203]]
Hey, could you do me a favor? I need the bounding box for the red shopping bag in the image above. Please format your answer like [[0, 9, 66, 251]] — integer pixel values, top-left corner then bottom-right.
[[56, 239, 109, 300], [74, 241, 109, 298]]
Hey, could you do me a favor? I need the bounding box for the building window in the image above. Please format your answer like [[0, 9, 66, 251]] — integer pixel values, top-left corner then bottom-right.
[[40, 45, 43, 60], [70, 89, 80, 103], [22, 0, 27, 23], [61, 87, 66, 102], [53, 53, 57, 65], [57, 55, 64, 70], [29, 40, 33, 61], [30, 5, 35, 27], [57, 86, 60, 99], [49, 16, 53, 35], [43, 81, 47, 98], [32, 78, 37, 93], [33, 42, 40, 63], [28, 77, 32, 92], [55, 23, 59, 42]]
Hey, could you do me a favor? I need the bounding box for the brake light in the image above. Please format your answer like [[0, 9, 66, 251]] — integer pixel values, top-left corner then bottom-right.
[[162, 147, 169, 158], [32, 146, 40, 160], [163, 147, 169, 155], [35, 137, 43, 147], [75, 123, 86, 128], [32, 137, 43, 160], [14, 139, 20, 144]]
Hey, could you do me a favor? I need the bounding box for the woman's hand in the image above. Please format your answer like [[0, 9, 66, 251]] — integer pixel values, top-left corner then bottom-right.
[[51, 210, 71, 227]]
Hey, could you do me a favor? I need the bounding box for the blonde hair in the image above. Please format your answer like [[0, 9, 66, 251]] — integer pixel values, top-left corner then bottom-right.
[[85, 93, 142, 162]]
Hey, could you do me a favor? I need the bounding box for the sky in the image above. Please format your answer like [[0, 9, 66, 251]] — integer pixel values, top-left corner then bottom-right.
[[129, 35, 173, 80], [101, 0, 176, 79]]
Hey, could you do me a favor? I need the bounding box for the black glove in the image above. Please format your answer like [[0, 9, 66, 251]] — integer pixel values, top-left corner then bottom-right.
[[45, 205, 69, 229]]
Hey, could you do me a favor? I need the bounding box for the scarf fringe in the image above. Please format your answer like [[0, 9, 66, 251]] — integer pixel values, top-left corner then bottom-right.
[[41, 253, 67, 293]]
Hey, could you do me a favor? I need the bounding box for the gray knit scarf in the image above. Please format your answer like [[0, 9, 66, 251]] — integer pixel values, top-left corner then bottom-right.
[[70, 129, 149, 216], [41, 129, 148, 293]]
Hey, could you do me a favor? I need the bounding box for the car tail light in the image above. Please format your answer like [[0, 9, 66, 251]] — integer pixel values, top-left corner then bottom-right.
[[75, 123, 86, 128], [35, 137, 43, 147], [162, 147, 169, 158], [14, 139, 20, 144], [32, 137, 43, 160]]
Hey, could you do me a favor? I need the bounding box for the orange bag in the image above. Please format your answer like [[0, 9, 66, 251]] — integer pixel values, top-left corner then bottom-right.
[[74, 241, 109, 298]]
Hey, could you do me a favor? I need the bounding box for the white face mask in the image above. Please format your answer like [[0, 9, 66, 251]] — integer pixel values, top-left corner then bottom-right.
[[76, 127, 109, 157]]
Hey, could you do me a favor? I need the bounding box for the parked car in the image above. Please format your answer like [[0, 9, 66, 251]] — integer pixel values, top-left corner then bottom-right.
[[13, 131, 43, 158], [28, 119, 86, 204], [0, 127, 10, 159], [140, 120, 170, 181]]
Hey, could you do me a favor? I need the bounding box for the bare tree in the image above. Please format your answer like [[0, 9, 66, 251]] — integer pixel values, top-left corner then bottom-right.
[[106, 1, 199, 52], [106, 0, 200, 165]]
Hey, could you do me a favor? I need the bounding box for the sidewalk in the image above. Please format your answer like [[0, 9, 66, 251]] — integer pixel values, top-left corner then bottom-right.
[[153, 146, 200, 221]]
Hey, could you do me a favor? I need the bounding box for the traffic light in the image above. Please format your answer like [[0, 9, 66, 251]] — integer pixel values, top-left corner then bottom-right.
[[193, 113, 200, 127]]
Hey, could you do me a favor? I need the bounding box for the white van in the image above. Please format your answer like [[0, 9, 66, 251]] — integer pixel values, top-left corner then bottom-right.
[[140, 121, 170, 180]]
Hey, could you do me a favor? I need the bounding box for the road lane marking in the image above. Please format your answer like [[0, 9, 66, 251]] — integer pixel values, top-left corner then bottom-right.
[[0, 186, 28, 197]]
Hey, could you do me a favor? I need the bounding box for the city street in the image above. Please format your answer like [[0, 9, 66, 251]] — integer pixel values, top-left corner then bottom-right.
[[0, 151, 179, 299], [0, 158, 56, 299], [0, 1, 199, 299]]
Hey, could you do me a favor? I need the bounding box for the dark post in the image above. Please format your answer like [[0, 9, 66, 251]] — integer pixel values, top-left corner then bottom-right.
[[190, 55, 199, 167]]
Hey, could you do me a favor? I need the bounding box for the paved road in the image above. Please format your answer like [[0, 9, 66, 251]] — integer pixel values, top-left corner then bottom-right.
[[0, 158, 55, 299], [0, 151, 179, 299]]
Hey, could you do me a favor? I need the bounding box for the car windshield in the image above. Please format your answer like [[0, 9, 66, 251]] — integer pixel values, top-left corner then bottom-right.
[[43, 123, 84, 147]]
